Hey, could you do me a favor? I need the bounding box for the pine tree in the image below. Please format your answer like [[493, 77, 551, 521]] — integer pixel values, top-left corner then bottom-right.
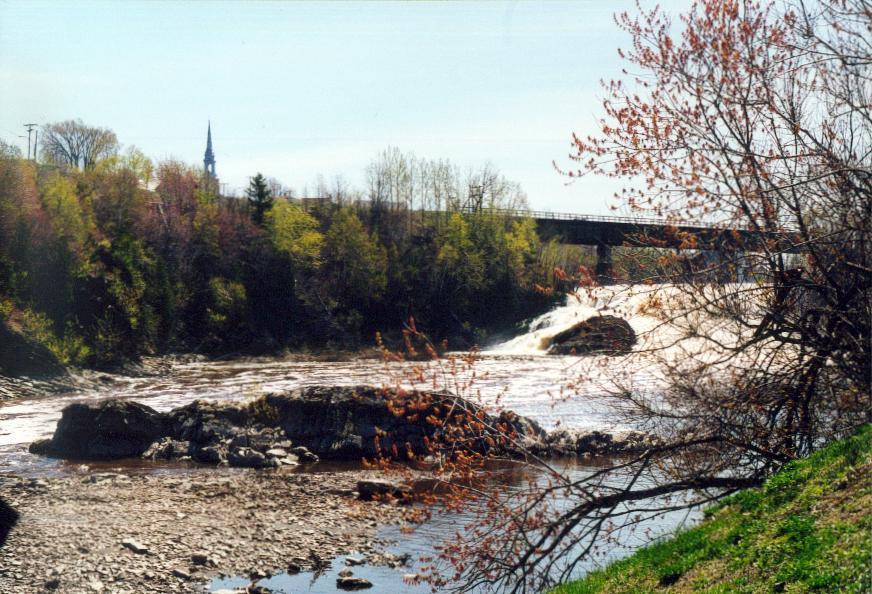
[[246, 172, 273, 225]]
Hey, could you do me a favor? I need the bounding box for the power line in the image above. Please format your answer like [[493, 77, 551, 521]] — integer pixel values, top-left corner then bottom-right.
[[24, 123, 37, 160]]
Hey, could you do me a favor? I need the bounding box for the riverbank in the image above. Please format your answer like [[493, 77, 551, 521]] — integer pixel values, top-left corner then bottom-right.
[[550, 425, 872, 594], [0, 466, 413, 594]]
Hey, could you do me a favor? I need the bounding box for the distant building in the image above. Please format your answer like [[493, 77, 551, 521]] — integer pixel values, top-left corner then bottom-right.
[[203, 121, 216, 177]]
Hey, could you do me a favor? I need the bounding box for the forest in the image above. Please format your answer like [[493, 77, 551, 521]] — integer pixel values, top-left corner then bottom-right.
[[0, 132, 581, 369]]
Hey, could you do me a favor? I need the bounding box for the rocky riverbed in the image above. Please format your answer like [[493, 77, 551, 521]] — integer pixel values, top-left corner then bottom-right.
[[0, 467, 413, 594]]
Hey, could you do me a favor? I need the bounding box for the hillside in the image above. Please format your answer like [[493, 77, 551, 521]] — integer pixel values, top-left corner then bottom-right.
[[552, 425, 872, 594]]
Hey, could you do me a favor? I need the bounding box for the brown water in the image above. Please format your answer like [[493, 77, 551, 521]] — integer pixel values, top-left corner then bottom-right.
[[0, 353, 658, 476]]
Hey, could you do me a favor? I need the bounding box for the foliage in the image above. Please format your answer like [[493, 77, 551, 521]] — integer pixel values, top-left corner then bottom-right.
[[0, 124, 557, 367], [265, 200, 323, 270], [551, 425, 872, 594]]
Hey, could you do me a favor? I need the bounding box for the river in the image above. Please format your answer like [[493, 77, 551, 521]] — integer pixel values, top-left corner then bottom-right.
[[0, 284, 700, 592]]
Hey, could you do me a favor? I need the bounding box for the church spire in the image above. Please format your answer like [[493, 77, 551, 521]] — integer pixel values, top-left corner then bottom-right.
[[204, 121, 216, 177]]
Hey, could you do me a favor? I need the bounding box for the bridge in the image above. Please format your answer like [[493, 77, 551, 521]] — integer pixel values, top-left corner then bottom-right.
[[475, 208, 792, 282]]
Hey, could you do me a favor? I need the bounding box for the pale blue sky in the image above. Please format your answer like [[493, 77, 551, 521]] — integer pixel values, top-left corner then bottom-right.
[[0, 1, 691, 214]]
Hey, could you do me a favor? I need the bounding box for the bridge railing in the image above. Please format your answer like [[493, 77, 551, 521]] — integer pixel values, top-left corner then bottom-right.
[[461, 207, 731, 229]]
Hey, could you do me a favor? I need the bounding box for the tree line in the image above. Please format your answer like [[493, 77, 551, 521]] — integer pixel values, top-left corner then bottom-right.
[[0, 131, 572, 369]]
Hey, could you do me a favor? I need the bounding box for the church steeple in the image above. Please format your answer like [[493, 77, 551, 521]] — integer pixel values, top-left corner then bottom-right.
[[203, 121, 216, 177]]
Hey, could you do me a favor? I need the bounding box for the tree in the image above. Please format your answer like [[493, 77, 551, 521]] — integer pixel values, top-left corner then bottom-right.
[[395, 1, 871, 592], [265, 200, 323, 270], [322, 207, 387, 314], [246, 172, 274, 225], [40, 119, 118, 170]]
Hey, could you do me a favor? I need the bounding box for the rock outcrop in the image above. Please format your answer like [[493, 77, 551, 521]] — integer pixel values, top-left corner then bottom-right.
[[29, 386, 655, 466], [0, 322, 66, 378], [29, 386, 548, 465], [30, 400, 165, 460], [544, 315, 636, 355]]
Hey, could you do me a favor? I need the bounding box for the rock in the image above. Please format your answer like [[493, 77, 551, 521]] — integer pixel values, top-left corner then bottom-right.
[[171, 568, 191, 580], [121, 538, 149, 555], [286, 562, 302, 574], [27, 439, 52, 456], [336, 576, 373, 590], [0, 322, 67, 378], [44, 578, 60, 590], [265, 386, 547, 460], [338, 568, 353, 577], [228, 447, 275, 469], [0, 497, 18, 548], [190, 552, 212, 566], [40, 400, 166, 460], [291, 446, 320, 464], [545, 429, 656, 456], [192, 445, 226, 465], [357, 480, 411, 502], [544, 315, 636, 355], [29, 385, 547, 466], [345, 555, 366, 566], [142, 438, 191, 460]]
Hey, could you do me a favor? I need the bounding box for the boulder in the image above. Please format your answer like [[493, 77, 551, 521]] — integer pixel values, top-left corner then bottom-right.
[[0, 322, 67, 378], [0, 497, 17, 548], [39, 400, 166, 459], [544, 315, 636, 355]]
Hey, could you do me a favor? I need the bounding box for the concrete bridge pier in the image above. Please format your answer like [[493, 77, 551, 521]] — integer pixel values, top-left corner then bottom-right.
[[595, 243, 614, 284]]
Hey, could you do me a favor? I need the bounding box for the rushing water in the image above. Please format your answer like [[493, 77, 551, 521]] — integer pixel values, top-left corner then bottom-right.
[[0, 285, 702, 592]]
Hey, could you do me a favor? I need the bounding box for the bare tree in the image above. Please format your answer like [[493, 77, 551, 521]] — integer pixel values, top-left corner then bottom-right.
[[40, 119, 119, 170], [383, 2, 871, 592]]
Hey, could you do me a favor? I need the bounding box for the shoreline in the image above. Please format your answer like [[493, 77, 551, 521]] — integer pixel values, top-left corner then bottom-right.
[[0, 466, 412, 593]]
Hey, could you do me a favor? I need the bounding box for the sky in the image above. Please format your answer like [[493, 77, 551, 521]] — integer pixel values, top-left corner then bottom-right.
[[0, 0, 692, 215]]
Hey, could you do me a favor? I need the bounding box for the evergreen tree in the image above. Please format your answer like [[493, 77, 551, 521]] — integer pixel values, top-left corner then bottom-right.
[[246, 173, 273, 225]]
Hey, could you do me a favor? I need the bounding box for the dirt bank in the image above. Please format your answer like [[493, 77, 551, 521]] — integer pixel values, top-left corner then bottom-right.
[[0, 467, 411, 594]]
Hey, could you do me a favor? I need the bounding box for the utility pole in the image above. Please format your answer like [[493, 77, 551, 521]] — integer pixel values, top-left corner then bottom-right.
[[24, 124, 37, 160], [32, 130, 38, 161]]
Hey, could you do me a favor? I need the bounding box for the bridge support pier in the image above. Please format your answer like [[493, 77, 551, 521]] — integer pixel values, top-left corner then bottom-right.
[[595, 243, 614, 284]]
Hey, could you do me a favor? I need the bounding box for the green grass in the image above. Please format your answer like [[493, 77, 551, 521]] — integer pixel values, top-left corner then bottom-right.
[[550, 425, 872, 594]]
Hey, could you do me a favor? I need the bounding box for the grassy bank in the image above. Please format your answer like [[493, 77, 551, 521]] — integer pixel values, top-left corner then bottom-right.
[[551, 425, 872, 594]]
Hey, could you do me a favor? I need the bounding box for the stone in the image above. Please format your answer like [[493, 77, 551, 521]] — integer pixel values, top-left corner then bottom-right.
[[337, 576, 373, 590], [264, 448, 288, 458], [142, 438, 191, 460], [121, 539, 149, 555], [291, 446, 320, 464], [40, 400, 166, 460], [193, 445, 226, 465], [356, 480, 411, 502], [190, 552, 212, 566], [338, 568, 353, 577], [228, 447, 275, 469], [544, 315, 636, 355], [171, 568, 191, 580], [344, 555, 366, 566]]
